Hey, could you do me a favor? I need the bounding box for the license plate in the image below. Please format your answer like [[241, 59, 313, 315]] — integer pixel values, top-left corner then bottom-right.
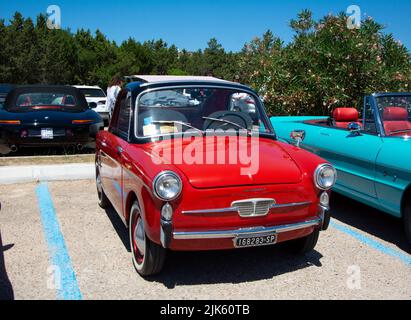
[[234, 234, 277, 248], [41, 128, 54, 139]]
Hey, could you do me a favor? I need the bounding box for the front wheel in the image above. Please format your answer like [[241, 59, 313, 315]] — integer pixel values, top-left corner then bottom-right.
[[284, 229, 320, 254], [129, 203, 166, 276], [404, 203, 411, 246]]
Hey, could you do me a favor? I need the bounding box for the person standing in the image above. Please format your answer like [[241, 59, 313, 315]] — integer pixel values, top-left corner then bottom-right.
[[106, 76, 124, 119]]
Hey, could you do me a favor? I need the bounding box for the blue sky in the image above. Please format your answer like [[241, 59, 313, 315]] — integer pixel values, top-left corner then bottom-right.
[[0, 0, 410, 51]]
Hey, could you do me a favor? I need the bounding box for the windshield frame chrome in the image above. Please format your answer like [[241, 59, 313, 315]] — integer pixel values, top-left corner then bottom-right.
[[133, 84, 276, 141]]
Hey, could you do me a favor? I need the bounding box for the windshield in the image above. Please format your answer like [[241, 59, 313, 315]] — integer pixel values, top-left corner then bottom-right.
[[8, 92, 82, 112], [79, 88, 106, 98], [136, 87, 273, 138], [376, 95, 411, 137]]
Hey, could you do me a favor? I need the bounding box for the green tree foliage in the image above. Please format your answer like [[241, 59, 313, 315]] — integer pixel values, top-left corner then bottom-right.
[[0, 11, 410, 116], [242, 10, 411, 115]]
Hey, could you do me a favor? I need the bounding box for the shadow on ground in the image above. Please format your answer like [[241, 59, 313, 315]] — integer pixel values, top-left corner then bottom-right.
[[104, 208, 131, 252], [331, 193, 410, 253], [150, 246, 323, 289], [0, 228, 14, 300]]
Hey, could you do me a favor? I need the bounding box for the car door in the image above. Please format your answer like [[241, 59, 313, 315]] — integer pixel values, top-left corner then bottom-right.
[[302, 102, 383, 198], [374, 138, 409, 217], [99, 90, 130, 215]]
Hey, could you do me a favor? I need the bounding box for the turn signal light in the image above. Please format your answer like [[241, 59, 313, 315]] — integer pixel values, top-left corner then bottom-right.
[[0, 120, 21, 125], [72, 120, 93, 124]]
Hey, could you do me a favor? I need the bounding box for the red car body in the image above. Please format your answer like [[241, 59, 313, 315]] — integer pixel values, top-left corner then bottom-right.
[[95, 76, 335, 276]]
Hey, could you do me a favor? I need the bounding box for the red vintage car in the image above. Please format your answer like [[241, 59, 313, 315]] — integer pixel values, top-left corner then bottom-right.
[[95, 76, 336, 276]]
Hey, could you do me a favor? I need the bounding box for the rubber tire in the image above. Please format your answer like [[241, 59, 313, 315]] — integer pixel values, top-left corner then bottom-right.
[[129, 203, 166, 277], [404, 203, 411, 246], [96, 169, 111, 209], [284, 229, 320, 254]]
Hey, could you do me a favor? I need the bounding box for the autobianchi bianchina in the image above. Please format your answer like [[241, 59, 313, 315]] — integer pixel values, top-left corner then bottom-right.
[[95, 76, 336, 276]]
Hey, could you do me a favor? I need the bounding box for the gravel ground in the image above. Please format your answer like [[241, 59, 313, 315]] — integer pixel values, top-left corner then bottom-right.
[[0, 180, 410, 300]]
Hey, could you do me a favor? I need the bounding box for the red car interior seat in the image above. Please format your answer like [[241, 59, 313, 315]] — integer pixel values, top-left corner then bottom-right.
[[383, 107, 411, 136], [332, 108, 362, 129]]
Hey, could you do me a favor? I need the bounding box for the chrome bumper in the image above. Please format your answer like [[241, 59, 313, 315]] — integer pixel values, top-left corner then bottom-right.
[[173, 217, 322, 240]]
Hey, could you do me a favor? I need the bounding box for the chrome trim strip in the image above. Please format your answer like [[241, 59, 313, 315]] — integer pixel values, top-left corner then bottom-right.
[[271, 201, 312, 209], [181, 201, 312, 215], [173, 218, 322, 240], [182, 207, 238, 215]]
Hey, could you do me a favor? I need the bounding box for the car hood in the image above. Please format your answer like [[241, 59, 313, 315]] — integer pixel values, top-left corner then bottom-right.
[[142, 136, 303, 189]]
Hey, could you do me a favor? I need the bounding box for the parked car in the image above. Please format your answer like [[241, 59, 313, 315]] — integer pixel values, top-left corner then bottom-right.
[[0, 85, 104, 154], [0, 84, 14, 109], [271, 92, 411, 244], [95, 75, 336, 276], [73, 85, 109, 123]]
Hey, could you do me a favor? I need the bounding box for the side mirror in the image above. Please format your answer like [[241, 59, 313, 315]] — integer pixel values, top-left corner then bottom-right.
[[290, 130, 306, 147], [348, 122, 362, 135], [89, 102, 97, 109]]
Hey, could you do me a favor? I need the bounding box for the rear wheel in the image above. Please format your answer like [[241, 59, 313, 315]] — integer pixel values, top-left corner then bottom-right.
[[404, 202, 411, 245], [129, 203, 166, 276], [284, 229, 320, 254], [96, 169, 110, 209]]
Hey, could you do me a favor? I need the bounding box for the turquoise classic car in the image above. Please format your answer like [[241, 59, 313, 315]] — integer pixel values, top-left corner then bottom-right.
[[271, 93, 411, 244]]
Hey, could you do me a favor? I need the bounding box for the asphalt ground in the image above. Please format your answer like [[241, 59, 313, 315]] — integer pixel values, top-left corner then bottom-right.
[[0, 180, 410, 300]]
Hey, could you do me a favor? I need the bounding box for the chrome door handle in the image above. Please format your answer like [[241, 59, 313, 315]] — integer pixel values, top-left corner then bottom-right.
[[101, 141, 108, 147], [117, 146, 123, 155]]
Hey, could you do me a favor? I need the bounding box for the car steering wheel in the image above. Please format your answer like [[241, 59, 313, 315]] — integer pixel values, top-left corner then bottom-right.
[[203, 111, 253, 131]]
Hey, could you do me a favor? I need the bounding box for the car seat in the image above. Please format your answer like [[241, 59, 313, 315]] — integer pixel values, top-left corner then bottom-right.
[[383, 107, 411, 136], [332, 108, 362, 129]]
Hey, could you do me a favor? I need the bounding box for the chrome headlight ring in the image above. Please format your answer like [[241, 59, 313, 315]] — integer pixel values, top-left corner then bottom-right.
[[153, 171, 182, 201], [314, 164, 337, 191]]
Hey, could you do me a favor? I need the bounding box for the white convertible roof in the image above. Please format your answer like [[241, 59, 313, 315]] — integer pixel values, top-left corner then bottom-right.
[[73, 85, 103, 89], [129, 75, 233, 84]]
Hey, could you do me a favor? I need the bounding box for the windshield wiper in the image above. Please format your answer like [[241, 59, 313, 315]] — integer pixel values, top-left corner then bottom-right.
[[150, 120, 204, 136], [202, 117, 251, 135]]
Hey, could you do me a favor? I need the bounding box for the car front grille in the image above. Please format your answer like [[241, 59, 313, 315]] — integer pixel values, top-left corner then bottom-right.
[[232, 199, 275, 218]]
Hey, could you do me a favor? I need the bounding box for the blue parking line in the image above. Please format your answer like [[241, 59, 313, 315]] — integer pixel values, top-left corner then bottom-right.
[[35, 183, 83, 300], [330, 220, 411, 266]]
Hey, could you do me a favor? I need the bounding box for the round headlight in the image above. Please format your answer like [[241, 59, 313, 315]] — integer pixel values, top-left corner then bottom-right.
[[314, 164, 337, 190], [153, 171, 182, 201]]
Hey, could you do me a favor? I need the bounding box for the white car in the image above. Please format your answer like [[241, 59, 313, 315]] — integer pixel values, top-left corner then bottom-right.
[[73, 86, 109, 122]]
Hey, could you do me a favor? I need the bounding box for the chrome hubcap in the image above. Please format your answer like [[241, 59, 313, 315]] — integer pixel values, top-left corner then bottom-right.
[[134, 217, 146, 256]]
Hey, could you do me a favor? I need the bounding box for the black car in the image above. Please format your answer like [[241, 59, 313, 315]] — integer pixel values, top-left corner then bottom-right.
[[0, 84, 14, 109], [0, 85, 104, 154]]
